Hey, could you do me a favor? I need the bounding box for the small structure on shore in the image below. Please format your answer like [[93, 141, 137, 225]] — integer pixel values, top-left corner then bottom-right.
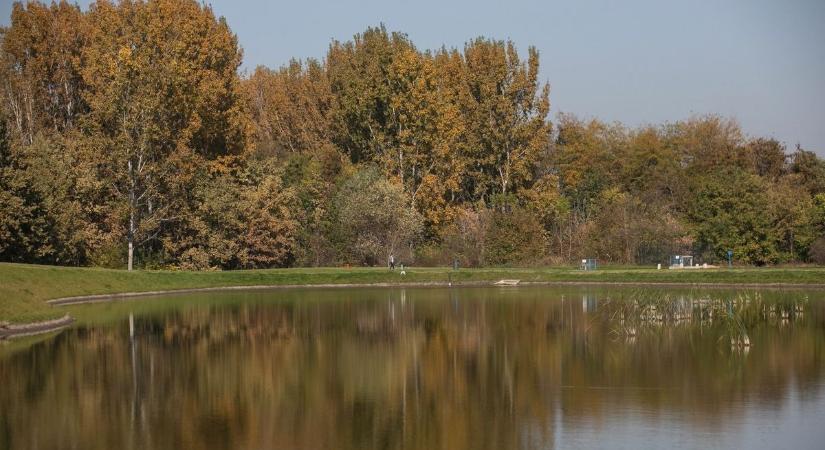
[[580, 258, 598, 271], [669, 255, 693, 269]]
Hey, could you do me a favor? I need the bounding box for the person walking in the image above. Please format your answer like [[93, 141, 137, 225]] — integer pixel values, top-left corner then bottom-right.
[[389, 254, 395, 270]]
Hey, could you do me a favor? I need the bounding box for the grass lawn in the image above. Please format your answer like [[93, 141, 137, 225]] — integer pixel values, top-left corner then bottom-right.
[[2, 262, 825, 324]]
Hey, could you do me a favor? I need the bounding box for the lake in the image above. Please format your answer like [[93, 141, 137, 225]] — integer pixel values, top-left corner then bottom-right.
[[1, 286, 824, 449]]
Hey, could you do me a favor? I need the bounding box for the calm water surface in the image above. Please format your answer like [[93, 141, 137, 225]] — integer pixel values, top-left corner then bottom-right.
[[1, 286, 824, 449]]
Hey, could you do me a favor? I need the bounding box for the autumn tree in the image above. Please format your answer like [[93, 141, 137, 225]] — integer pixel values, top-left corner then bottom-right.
[[620, 125, 679, 203], [3, 8, 825, 270], [581, 189, 685, 264], [666, 116, 750, 174], [243, 59, 334, 156], [169, 159, 299, 270], [461, 39, 550, 201], [482, 206, 546, 266], [553, 114, 625, 216], [746, 138, 787, 180], [385, 49, 439, 202], [0, 1, 87, 143], [80, 0, 246, 270], [423, 49, 474, 227], [327, 25, 414, 164]]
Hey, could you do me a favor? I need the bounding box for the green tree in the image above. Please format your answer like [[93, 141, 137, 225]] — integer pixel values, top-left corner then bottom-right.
[[768, 180, 816, 261], [278, 145, 347, 266], [0, 125, 88, 264], [687, 169, 779, 265], [332, 166, 422, 265], [788, 147, 825, 195], [0, 119, 48, 260]]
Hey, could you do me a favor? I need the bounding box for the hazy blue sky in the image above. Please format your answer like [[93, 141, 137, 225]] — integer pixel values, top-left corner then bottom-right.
[[2, 0, 824, 154]]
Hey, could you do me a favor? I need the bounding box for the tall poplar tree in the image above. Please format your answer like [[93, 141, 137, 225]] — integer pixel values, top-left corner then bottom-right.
[[461, 39, 551, 202], [80, 0, 246, 270]]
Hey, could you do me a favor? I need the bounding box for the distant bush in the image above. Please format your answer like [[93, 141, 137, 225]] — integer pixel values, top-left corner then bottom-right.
[[483, 207, 546, 266], [810, 237, 825, 265], [439, 208, 486, 267], [332, 167, 423, 266]]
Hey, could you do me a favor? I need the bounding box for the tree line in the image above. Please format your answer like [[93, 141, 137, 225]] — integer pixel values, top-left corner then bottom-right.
[[1, 0, 824, 269]]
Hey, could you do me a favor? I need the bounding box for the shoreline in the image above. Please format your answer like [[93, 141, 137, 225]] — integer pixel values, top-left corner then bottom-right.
[[45, 279, 825, 307], [4, 279, 825, 339], [0, 315, 75, 340]]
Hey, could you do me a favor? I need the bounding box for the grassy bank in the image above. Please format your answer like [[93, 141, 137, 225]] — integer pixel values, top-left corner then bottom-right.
[[2, 262, 825, 324]]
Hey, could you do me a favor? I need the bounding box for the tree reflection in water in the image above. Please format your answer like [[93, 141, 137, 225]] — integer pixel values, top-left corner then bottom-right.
[[1, 286, 824, 450]]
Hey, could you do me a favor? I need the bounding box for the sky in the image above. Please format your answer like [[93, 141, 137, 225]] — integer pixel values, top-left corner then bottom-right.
[[2, 0, 824, 154]]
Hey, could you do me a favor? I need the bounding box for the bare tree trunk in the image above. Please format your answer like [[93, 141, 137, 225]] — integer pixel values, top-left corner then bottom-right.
[[25, 84, 34, 144], [399, 148, 404, 186], [128, 159, 135, 271], [128, 214, 134, 271], [623, 205, 631, 264]]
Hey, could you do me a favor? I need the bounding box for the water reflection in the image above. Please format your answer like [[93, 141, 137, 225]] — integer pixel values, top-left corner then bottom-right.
[[1, 287, 824, 450]]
